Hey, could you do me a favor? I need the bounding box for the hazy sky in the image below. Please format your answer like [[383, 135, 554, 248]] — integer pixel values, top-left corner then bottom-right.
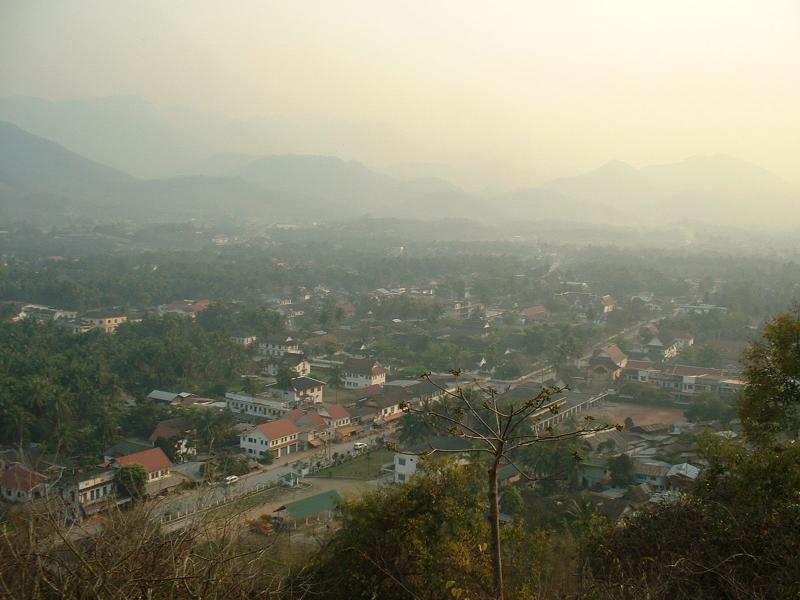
[[1, 0, 798, 188]]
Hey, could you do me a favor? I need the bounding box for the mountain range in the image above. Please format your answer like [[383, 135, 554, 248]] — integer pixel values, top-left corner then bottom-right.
[[1, 96, 798, 230]]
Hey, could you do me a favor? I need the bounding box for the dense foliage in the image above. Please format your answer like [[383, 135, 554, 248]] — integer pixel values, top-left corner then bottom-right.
[[0, 317, 248, 455]]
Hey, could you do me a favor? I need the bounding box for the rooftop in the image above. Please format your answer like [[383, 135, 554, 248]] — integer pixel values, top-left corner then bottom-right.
[[115, 447, 172, 473]]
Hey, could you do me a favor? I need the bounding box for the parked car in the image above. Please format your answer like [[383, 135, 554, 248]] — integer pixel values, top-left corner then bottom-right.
[[353, 442, 368, 451], [224, 475, 239, 485]]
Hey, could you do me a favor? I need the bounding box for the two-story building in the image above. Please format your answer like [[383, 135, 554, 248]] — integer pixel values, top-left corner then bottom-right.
[[240, 419, 301, 459], [259, 336, 300, 358], [393, 451, 419, 484], [317, 403, 358, 439], [267, 376, 326, 404], [264, 353, 311, 378], [361, 389, 409, 424], [230, 333, 258, 346], [343, 358, 387, 389], [82, 309, 128, 333], [622, 361, 746, 401], [225, 392, 292, 420], [58, 468, 125, 521]]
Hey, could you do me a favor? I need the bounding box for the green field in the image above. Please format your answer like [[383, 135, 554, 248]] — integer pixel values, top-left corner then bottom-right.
[[311, 449, 395, 480]]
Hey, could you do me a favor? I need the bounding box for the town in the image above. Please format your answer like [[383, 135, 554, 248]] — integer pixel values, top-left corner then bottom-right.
[[0, 224, 765, 540]]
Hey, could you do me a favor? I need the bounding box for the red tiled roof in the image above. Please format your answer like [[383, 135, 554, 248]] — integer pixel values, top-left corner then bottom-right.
[[0, 464, 47, 492], [285, 408, 305, 423], [324, 403, 350, 420], [255, 419, 300, 441], [115, 448, 172, 473]]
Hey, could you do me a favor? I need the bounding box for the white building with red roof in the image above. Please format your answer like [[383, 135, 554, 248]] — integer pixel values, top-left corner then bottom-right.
[[114, 447, 172, 482], [240, 418, 301, 459]]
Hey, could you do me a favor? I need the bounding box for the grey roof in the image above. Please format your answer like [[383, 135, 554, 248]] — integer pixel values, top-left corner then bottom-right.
[[147, 390, 179, 402], [103, 439, 151, 459]]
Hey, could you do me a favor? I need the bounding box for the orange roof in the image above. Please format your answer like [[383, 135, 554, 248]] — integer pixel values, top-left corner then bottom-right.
[[603, 344, 628, 367], [255, 419, 300, 441], [115, 447, 172, 473], [324, 403, 350, 420], [285, 408, 305, 423], [0, 464, 47, 492]]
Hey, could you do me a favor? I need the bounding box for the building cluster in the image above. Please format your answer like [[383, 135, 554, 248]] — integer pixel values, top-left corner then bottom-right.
[[0, 443, 176, 522], [16, 304, 129, 333]]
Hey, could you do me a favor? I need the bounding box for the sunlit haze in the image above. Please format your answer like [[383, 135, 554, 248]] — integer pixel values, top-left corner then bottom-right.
[[2, 0, 798, 189]]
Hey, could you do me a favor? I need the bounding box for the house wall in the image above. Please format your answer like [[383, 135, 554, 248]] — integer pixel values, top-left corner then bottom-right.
[[1, 486, 33, 502], [147, 468, 170, 482], [344, 372, 385, 389], [394, 452, 418, 483], [240, 430, 300, 458], [258, 343, 300, 357]]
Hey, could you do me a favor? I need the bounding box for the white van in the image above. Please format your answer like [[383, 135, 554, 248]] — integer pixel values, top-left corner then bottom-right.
[[224, 475, 239, 485], [353, 442, 368, 451]]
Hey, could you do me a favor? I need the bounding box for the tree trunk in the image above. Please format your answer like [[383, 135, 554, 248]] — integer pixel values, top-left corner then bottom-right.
[[488, 458, 504, 600]]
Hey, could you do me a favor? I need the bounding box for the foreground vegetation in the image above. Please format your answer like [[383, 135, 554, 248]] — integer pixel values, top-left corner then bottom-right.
[[2, 309, 798, 599]]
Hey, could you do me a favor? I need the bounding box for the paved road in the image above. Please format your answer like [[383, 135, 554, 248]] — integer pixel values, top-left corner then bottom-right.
[[153, 429, 392, 519]]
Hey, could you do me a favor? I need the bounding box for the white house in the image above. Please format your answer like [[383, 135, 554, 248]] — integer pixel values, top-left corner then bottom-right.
[[230, 333, 258, 346], [266, 376, 326, 405], [259, 336, 300, 358], [240, 419, 301, 459], [58, 468, 122, 521], [343, 358, 386, 389], [264, 353, 311, 378], [393, 451, 419, 484]]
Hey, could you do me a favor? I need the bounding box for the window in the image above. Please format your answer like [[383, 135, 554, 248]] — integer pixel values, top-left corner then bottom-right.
[[398, 474, 405, 482], [398, 458, 406, 466]]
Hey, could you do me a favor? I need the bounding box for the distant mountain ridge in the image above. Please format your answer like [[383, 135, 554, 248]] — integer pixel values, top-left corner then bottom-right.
[[1, 113, 798, 230], [538, 155, 800, 227]]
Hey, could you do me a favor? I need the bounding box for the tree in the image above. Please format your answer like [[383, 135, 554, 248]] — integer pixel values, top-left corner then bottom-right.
[[608, 454, 635, 487], [623, 416, 635, 430], [401, 371, 614, 600], [583, 441, 800, 599], [327, 366, 343, 388], [153, 437, 177, 462], [739, 308, 800, 442], [684, 393, 735, 425], [500, 486, 526, 520], [275, 364, 294, 389], [115, 464, 147, 502], [304, 461, 491, 599], [189, 408, 233, 454]]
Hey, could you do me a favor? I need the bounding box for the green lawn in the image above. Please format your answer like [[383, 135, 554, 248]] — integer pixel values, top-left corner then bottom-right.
[[311, 448, 395, 480]]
